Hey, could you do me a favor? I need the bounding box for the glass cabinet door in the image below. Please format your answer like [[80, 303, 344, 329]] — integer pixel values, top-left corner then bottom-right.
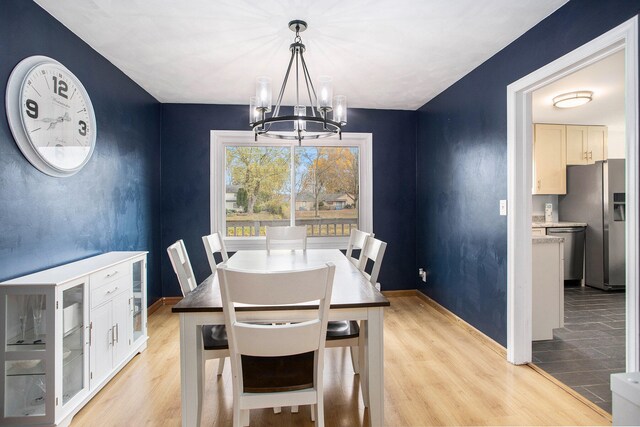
[[61, 283, 85, 406], [131, 259, 144, 342], [4, 292, 49, 418]]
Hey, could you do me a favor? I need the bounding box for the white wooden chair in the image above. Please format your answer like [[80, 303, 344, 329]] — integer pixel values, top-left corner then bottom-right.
[[357, 236, 388, 291], [265, 225, 307, 251], [218, 263, 335, 427], [345, 228, 373, 267], [167, 240, 229, 405], [202, 232, 229, 272], [326, 235, 387, 374]]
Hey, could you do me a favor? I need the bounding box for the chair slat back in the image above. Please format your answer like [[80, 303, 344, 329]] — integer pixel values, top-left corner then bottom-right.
[[346, 229, 373, 266], [202, 232, 228, 273], [167, 240, 198, 296], [218, 263, 335, 391], [358, 237, 387, 286], [265, 225, 307, 251]]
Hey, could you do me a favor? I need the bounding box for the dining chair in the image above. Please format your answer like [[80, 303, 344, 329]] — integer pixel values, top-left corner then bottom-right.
[[357, 236, 388, 291], [218, 263, 335, 427], [265, 225, 307, 251], [326, 236, 387, 375], [345, 228, 374, 267], [202, 231, 229, 272], [167, 240, 229, 403]]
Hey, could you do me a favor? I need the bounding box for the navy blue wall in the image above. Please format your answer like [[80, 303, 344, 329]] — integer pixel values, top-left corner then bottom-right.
[[416, 0, 640, 345], [0, 1, 162, 304], [161, 105, 416, 296]]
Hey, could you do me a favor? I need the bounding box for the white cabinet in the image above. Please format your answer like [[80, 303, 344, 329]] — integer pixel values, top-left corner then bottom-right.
[[0, 252, 147, 426], [532, 239, 564, 340], [566, 125, 607, 165], [533, 124, 567, 195]]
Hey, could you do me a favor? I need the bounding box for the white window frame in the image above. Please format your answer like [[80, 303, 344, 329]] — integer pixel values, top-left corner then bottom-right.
[[211, 130, 373, 251]]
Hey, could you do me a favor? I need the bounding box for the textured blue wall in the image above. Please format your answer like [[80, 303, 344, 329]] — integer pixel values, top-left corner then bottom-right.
[[416, 0, 640, 345], [161, 105, 416, 296], [0, 1, 162, 304]]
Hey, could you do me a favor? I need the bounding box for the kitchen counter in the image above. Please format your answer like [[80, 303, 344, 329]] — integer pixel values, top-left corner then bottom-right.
[[533, 235, 564, 244], [532, 221, 587, 228]]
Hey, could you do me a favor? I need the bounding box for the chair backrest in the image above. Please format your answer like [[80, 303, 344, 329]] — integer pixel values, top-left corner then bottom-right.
[[218, 263, 335, 399], [346, 229, 374, 266], [202, 232, 229, 273], [358, 237, 387, 288], [167, 239, 198, 296], [265, 225, 307, 251]]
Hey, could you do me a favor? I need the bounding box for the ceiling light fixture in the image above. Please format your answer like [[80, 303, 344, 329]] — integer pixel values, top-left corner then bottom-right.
[[249, 20, 347, 144], [552, 91, 593, 108]]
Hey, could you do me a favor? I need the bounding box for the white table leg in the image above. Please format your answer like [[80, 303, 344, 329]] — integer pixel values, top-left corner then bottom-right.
[[366, 307, 384, 427], [180, 314, 201, 427], [359, 320, 369, 406]]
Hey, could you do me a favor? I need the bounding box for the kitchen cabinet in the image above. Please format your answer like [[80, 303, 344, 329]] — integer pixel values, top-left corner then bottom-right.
[[532, 238, 564, 340], [533, 124, 567, 194], [0, 252, 147, 426], [566, 125, 607, 165]]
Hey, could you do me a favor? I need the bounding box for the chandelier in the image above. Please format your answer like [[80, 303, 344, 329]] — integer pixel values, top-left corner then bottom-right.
[[249, 20, 347, 144]]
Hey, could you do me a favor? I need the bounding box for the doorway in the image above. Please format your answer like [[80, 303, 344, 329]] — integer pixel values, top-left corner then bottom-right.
[[506, 15, 639, 377]]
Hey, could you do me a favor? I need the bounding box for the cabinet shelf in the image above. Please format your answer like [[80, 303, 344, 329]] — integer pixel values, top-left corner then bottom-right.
[[6, 361, 45, 377], [7, 329, 46, 348], [63, 324, 83, 339]]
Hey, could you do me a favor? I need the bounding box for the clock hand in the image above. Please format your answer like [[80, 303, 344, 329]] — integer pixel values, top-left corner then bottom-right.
[[42, 113, 72, 130]]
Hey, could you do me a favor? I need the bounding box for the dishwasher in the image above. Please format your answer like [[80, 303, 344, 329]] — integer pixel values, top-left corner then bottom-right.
[[546, 227, 586, 281]]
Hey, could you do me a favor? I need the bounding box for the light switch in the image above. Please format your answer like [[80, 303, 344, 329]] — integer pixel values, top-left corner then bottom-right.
[[499, 200, 507, 216]]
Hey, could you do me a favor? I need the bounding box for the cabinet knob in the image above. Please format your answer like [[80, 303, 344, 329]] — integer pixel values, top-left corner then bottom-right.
[[537, 179, 541, 190], [589, 150, 593, 160]]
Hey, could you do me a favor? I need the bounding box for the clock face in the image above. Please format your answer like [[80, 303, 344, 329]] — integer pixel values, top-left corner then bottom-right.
[[6, 56, 96, 177]]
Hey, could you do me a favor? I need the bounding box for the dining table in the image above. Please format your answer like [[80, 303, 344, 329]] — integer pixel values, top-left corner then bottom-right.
[[172, 248, 390, 427]]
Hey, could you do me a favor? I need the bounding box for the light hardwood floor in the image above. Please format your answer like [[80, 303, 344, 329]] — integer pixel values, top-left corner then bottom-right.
[[71, 296, 610, 426]]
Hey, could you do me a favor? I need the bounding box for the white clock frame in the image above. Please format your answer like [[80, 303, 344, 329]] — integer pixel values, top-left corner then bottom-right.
[[5, 56, 97, 177]]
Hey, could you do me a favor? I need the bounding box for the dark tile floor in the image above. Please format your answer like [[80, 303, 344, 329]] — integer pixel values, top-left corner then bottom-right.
[[532, 284, 626, 414]]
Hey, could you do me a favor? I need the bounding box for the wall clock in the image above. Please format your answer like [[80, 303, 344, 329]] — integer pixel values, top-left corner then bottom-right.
[[5, 56, 97, 177]]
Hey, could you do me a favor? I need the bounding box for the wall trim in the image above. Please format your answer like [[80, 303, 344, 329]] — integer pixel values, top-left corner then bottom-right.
[[148, 296, 183, 316], [390, 289, 507, 358], [506, 16, 639, 367]]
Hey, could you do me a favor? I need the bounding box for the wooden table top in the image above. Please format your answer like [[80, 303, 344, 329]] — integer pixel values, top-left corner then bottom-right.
[[172, 249, 390, 313]]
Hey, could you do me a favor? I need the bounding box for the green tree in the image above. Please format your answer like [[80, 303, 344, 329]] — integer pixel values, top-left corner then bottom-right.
[[226, 147, 289, 214], [236, 187, 248, 212]]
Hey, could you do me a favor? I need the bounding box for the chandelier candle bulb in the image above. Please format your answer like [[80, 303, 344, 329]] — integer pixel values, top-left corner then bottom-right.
[[318, 76, 333, 110], [334, 95, 347, 124], [249, 97, 260, 124], [256, 77, 272, 111], [294, 105, 307, 131]]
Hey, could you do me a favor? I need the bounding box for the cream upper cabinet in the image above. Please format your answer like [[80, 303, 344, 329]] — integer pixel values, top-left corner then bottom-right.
[[533, 124, 566, 195], [566, 125, 607, 165]]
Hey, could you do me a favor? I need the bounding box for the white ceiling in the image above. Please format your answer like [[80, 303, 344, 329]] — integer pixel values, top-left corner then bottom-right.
[[35, 0, 567, 110], [532, 50, 625, 129]]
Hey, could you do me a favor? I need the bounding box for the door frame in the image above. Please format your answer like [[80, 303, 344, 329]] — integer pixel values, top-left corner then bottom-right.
[[506, 16, 639, 369]]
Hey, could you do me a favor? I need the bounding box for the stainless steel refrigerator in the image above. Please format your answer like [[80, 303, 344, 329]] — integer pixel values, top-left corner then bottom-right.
[[559, 159, 626, 290]]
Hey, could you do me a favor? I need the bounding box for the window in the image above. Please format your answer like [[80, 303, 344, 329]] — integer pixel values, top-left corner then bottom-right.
[[211, 131, 372, 251]]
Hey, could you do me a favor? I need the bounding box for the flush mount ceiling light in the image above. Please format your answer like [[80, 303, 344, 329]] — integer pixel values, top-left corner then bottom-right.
[[249, 20, 347, 144], [552, 91, 593, 108]]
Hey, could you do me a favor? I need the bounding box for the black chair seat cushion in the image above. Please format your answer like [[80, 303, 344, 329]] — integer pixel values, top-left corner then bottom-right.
[[326, 320, 359, 340], [202, 324, 228, 350]]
